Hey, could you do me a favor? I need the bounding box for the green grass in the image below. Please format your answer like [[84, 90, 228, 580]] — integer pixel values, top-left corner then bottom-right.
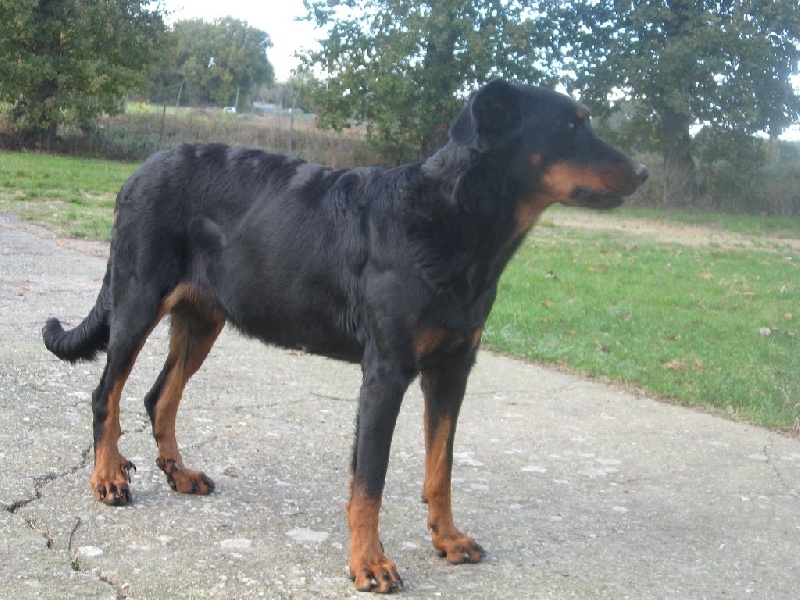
[[0, 151, 133, 239], [1, 151, 798, 432], [485, 226, 799, 431]]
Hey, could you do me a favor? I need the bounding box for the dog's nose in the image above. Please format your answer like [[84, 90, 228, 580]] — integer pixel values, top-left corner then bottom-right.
[[634, 162, 649, 183]]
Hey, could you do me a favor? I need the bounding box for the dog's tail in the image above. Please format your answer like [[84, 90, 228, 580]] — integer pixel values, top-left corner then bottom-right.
[[43, 264, 112, 363]]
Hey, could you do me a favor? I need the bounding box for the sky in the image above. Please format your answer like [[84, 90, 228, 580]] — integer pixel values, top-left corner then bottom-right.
[[160, 0, 321, 81]]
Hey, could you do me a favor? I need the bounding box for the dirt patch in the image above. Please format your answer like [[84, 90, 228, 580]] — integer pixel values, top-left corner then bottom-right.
[[0, 214, 109, 258], [547, 210, 800, 253]]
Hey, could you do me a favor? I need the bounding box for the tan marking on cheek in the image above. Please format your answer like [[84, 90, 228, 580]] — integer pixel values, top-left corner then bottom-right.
[[539, 163, 608, 204], [530, 153, 542, 167]]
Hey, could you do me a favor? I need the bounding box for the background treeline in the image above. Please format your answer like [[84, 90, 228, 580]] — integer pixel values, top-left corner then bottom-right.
[[145, 17, 274, 110], [0, 0, 798, 215]]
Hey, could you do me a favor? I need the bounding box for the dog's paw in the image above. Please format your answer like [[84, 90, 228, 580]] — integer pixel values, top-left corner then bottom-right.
[[349, 555, 403, 594], [156, 456, 215, 495], [433, 530, 486, 564], [92, 459, 136, 506]]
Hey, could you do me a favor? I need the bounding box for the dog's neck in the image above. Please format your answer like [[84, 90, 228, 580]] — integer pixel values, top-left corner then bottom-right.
[[420, 142, 473, 185], [409, 142, 527, 301], [421, 140, 519, 202]]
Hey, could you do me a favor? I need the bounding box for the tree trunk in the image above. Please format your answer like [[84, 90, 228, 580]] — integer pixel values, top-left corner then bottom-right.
[[660, 107, 698, 205], [11, 76, 59, 148]]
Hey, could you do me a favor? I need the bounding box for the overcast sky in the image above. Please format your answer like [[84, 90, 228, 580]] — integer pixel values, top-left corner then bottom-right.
[[160, 0, 322, 81]]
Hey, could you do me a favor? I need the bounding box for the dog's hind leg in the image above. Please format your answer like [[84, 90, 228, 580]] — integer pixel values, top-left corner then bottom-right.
[[144, 284, 225, 495], [91, 293, 164, 506], [419, 335, 486, 565]]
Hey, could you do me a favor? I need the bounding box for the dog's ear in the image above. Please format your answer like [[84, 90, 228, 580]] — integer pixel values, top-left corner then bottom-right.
[[450, 79, 523, 147]]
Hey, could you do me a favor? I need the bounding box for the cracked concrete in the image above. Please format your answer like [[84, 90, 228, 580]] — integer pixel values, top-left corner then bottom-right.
[[1, 215, 800, 599]]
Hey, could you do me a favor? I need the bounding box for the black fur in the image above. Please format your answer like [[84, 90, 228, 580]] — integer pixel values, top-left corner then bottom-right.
[[43, 80, 647, 592]]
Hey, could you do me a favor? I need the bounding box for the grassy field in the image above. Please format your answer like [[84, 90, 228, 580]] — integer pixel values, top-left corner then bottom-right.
[[0, 152, 135, 239], [485, 225, 799, 431], [1, 151, 798, 433]]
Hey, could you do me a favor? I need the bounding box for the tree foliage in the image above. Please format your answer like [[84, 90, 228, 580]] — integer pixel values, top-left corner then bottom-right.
[[0, 0, 166, 145], [300, 0, 555, 162], [544, 0, 800, 202], [148, 17, 274, 109]]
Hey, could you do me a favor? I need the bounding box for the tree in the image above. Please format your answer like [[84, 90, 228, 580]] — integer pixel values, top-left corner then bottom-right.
[[544, 0, 800, 203], [300, 0, 555, 162], [148, 17, 274, 109], [0, 0, 166, 146]]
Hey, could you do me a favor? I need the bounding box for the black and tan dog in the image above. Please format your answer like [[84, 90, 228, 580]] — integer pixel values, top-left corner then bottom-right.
[[43, 80, 647, 593]]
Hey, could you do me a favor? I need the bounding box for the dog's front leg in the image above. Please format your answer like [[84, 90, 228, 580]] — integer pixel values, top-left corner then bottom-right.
[[420, 346, 486, 564], [347, 353, 413, 593]]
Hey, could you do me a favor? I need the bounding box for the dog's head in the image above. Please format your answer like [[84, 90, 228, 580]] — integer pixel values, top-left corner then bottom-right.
[[449, 79, 648, 211]]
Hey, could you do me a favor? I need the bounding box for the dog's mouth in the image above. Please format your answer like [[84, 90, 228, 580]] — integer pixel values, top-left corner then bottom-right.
[[538, 160, 648, 211], [568, 188, 626, 210]]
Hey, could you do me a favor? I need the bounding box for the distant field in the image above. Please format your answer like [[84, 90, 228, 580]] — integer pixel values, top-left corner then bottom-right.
[[92, 104, 376, 167], [1, 151, 797, 433]]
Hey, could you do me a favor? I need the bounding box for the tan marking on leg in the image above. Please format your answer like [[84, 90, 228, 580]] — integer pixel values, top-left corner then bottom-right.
[[470, 326, 483, 349], [153, 287, 224, 495], [91, 321, 161, 505], [422, 375, 486, 564], [347, 484, 401, 593], [92, 379, 123, 499], [92, 381, 136, 505], [414, 328, 451, 359]]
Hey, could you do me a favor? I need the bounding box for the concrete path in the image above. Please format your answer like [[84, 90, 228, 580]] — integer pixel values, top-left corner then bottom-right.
[[1, 216, 798, 599]]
